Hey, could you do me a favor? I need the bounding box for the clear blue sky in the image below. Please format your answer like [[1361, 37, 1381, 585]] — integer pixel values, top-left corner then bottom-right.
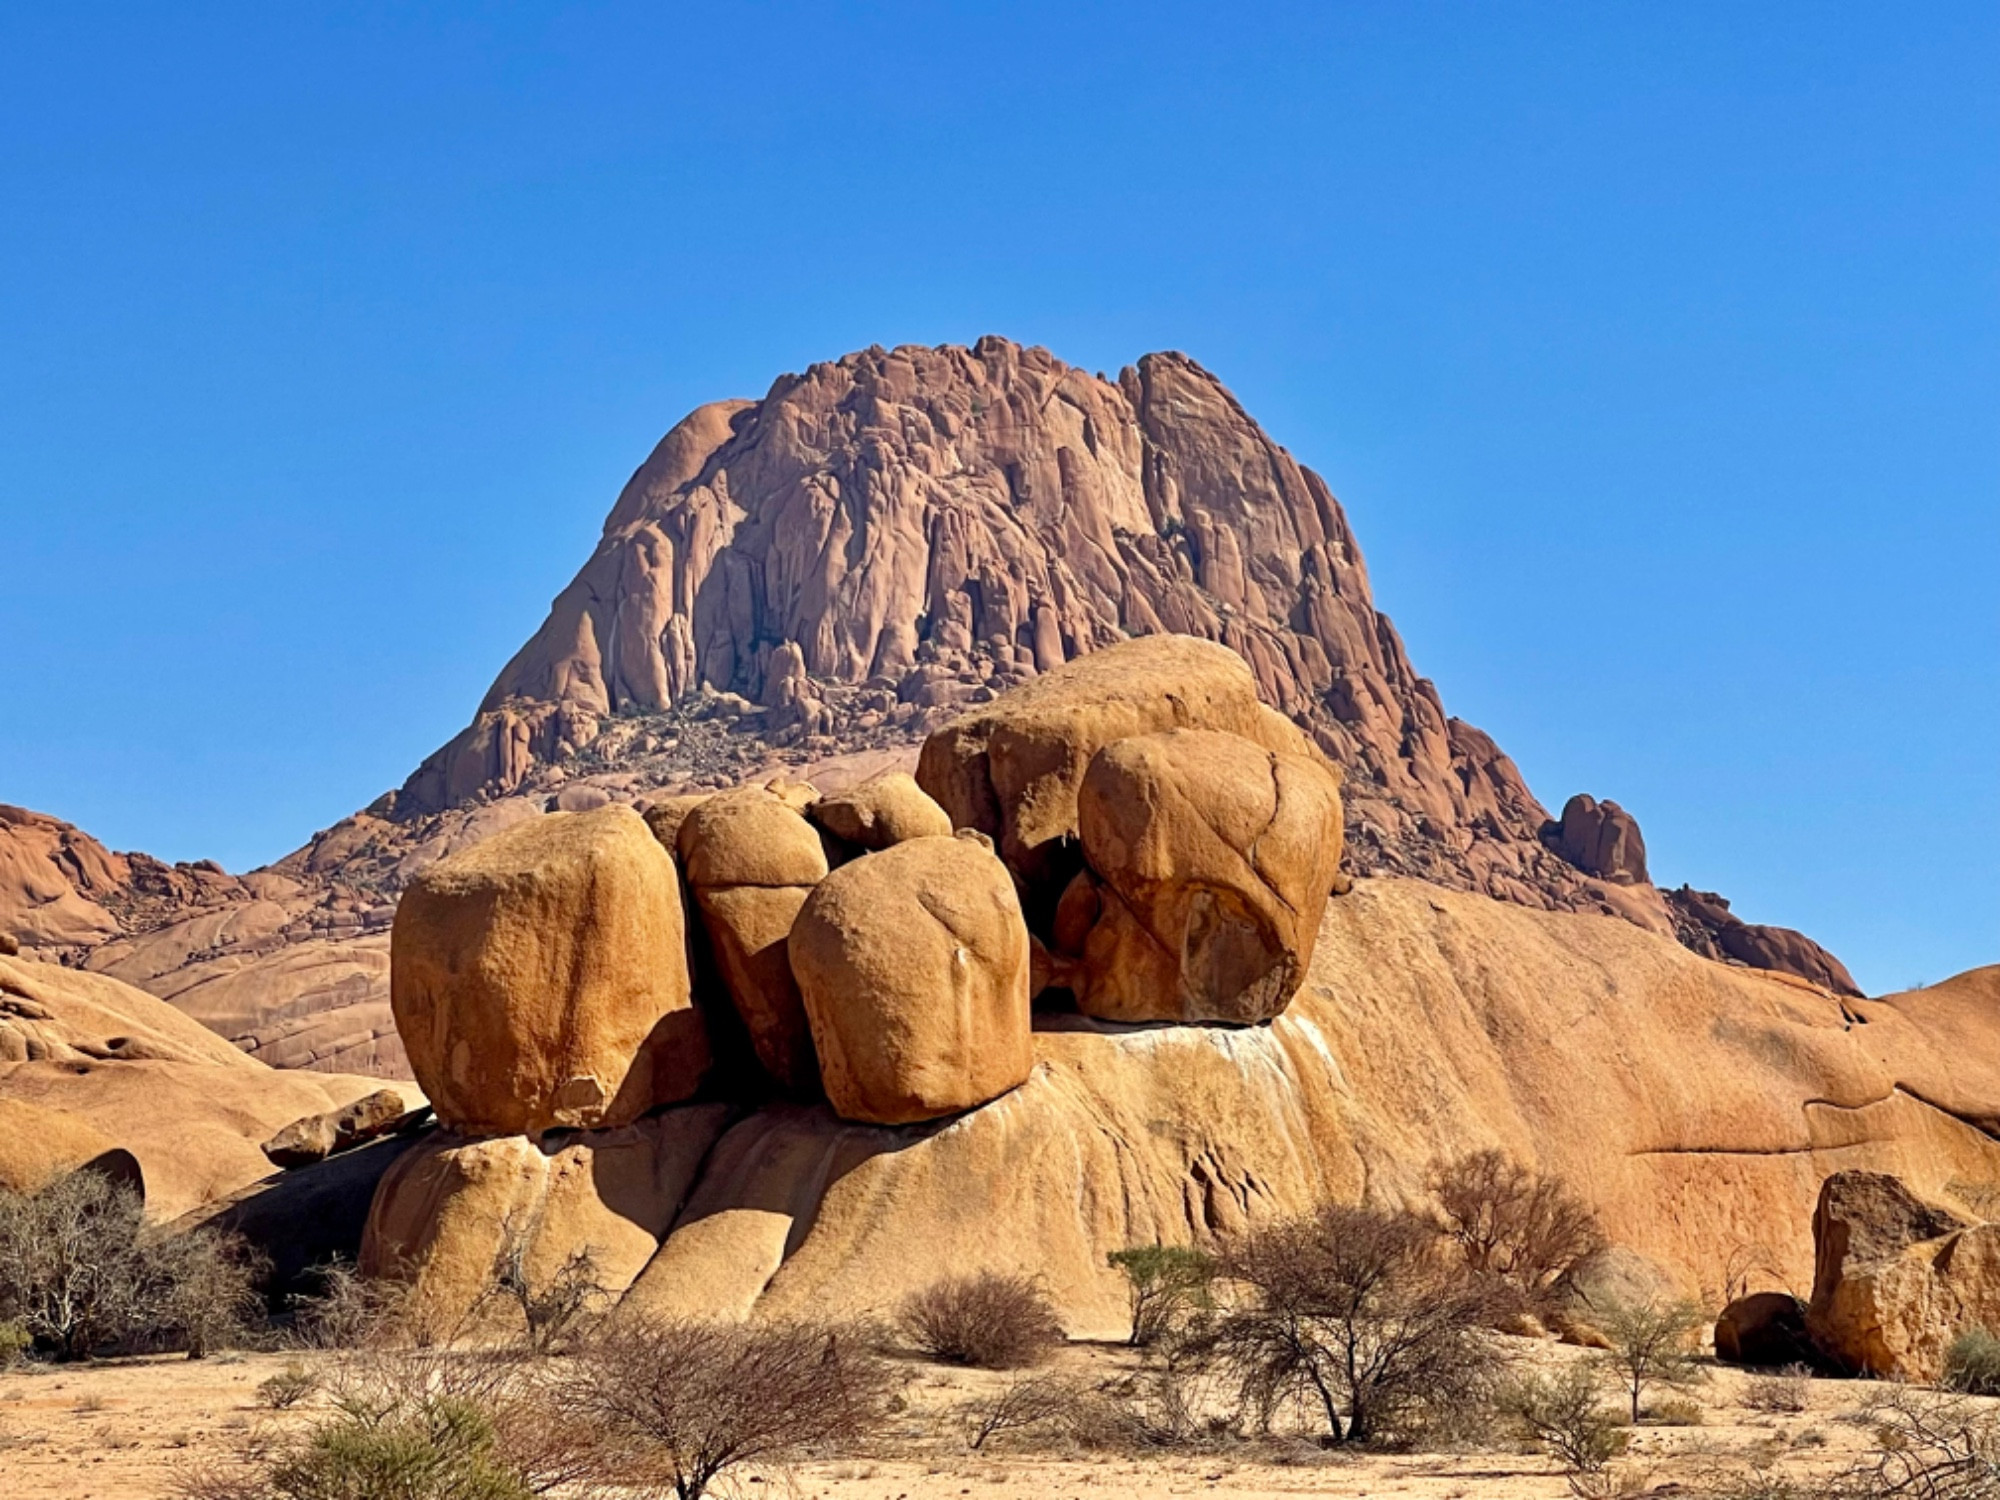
[[1, 3, 1993, 994]]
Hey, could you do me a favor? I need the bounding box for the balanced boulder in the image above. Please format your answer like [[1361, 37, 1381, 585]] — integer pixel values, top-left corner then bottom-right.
[[391, 804, 711, 1138], [789, 834, 1032, 1125], [810, 772, 952, 852], [916, 635, 1324, 897], [1071, 729, 1344, 1023], [676, 789, 828, 1094]]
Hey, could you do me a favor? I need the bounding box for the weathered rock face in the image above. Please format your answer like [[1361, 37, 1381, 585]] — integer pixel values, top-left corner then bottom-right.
[[360, 1106, 736, 1337], [674, 790, 827, 1094], [1068, 729, 1345, 1023], [261, 1088, 417, 1170], [790, 834, 1033, 1125], [391, 805, 710, 1138], [1543, 795, 1649, 885], [1801, 1169, 2000, 1380]]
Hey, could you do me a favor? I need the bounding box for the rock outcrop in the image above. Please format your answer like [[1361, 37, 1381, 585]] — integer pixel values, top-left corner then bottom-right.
[[808, 772, 952, 852], [1542, 794, 1649, 885], [1714, 1291, 1814, 1368], [1667, 886, 1862, 998], [261, 1088, 418, 1169], [361, 888, 1997, 1339], [789, 834, 1033, 1125], [391, 805, 710, 1137], [1803, 1169, 2000, 1380]]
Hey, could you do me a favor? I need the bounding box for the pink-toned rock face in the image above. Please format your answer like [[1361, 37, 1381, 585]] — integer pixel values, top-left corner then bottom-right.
[[390, 805, 710, 1138], [390, 339, 1599, 928]]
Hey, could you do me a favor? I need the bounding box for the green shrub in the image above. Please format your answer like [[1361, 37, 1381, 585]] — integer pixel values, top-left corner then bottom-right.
[[1498, 1362, 1627, 1478], [1945, 1327, 2000, 1395]]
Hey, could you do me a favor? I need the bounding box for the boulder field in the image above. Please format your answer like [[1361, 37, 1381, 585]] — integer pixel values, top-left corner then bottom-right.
[[358, 638, 2000, 1340]]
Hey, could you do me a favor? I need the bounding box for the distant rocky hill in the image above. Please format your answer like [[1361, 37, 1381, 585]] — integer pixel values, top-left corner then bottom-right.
[[0, 337, 1857, 1073]]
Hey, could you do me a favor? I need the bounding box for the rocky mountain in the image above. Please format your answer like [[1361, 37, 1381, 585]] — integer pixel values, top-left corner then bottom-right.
[[0, 337, 1858, 1073]]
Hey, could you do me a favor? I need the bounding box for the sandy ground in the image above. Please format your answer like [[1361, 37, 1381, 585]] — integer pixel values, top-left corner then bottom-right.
[[0, 1341, 1911, 1500]]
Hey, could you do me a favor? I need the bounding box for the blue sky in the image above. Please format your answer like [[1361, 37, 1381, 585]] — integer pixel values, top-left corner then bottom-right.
[[1, 3, 1993, 994]]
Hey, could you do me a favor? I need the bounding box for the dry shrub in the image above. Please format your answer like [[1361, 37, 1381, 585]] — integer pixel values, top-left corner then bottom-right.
[[177, 1347, 590, 1500], [900, 1271, 1064, 1368], [1743, 1364, 1813, 1414], [0, 1170, 263, 1360], [288, 1260, 410, 1350], [1946, 1328, 2000, 1397], [480, 1233, 606, 1355], [962, 1371, 1086, 1451], [1200, 1203, 1504, 1446], [1428, 1151, 1606, 1315], [565, 1316, 895, 1500]]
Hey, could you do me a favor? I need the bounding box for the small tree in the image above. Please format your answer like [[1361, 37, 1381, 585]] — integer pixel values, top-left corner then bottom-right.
[[900, 1271, 1064, 1368], [1204, 1204, 1501, 1445], [1499, 1362, 1627, 1493], [563, 1317, 894, 1500], [1597, 1298, 1705, 1423], [1108, 1245, 1217, 1347], [1428, 1151, 1605, 1313]]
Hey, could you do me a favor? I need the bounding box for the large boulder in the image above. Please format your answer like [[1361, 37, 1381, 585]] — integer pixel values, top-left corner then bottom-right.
[[1715, 1291, 1814, 1367], [809, 772, 952, 852], [1069, 729, 1344, 1023], [676, 790, 828, 1095], [916, 635, 1324, 899], [1543, 794, 1650, 885], [789, 834, 1033, 1125], [391, 804, 710, 1138], [1803, 1170, 2000, 1379]]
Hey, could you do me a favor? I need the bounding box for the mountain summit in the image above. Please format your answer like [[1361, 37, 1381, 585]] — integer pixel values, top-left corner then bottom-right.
[[0, 337, 1857, 1074]]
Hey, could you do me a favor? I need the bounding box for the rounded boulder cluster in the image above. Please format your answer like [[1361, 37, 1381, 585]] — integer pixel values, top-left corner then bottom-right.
[[388, 634, 1347, 1143]]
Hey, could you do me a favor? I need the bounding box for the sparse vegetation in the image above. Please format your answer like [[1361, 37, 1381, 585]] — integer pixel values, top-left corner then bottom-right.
[[256, 1362, 322, 1410], [1743, 1363, 1814, 1414], [961, 1371, 1086, 1451], [565, 1316, 894, 1500], [1107, 1245, 1217, 1347], [288, 1259, 410, 1350], [1597, 1297, 1706, 1424], [900, 1271, 1065, 1369], [1945, 1328, 2000, 1396], [1197, 1203, 1502, 1446], [1427, 1150, 1606, 1315], [0, 1169, 262, 1360]]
